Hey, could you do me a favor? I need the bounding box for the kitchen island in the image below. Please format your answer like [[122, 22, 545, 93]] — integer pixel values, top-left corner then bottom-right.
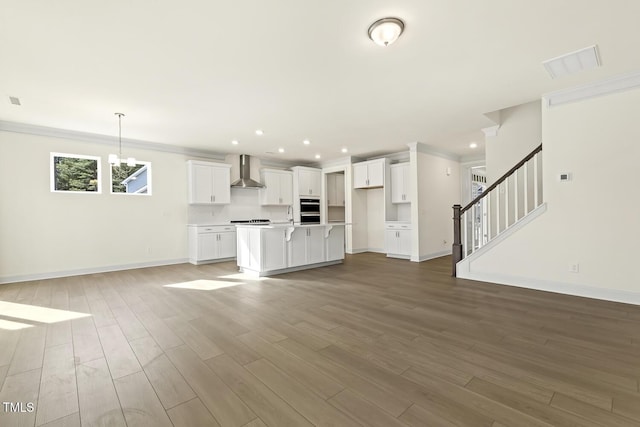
[[236, 223, 345, 277]]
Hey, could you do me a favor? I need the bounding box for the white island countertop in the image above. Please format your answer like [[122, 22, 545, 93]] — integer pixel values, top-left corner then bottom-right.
[[235, 222, 350, 228]]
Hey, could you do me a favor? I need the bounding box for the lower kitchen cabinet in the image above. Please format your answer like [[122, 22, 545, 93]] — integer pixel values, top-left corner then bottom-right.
[[261, 228, 288, 271], [237, 227, 287, 272], [236, 224, 345, 276], [326, 225, 345, 262], [385, 223, 412, 259], [188, 225, 237, 264], [288, 226, 325, 267]]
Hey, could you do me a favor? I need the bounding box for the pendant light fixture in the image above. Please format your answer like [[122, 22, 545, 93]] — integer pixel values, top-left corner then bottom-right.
[[109, 112, 136, 167], [368, 17, 405, 47]]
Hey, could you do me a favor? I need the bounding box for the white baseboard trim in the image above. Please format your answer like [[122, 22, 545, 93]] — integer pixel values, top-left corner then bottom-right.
[[346, 248, 386, 255], [0, 258, 189, 284], [387, 253, 411, 260], [409, 250, 452, 263], [346, 248, 368, 254], [457, 270, 640, 306]]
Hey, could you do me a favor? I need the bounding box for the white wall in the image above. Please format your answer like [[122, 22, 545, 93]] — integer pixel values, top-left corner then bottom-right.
[[0, 131, 192, 282], [460, 88, 640, 302], [414, 149, 460, 261], [486, 100, 541, 184]]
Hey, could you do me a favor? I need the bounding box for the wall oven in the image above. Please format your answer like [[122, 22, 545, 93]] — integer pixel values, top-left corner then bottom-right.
[[300, 198, 320, 224]]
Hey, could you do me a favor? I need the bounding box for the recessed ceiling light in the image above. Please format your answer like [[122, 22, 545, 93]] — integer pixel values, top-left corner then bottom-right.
[[341, 148, 348, 153], [255, 129, 264, 136], [231, 140, 239, 145], [315, 154, 321, 159], [278, 148, 285, 153], [469, 142, 478, 149], [303, 139, 310, 145]]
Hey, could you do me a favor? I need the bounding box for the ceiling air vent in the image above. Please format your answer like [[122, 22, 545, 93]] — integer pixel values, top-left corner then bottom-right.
[[9, 96, 21, 106], [542, 45, 601, 79]]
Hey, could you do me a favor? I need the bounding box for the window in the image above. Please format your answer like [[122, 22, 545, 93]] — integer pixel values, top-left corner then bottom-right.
[[110, 161, 152, 195], [50, 153, 101, 193]]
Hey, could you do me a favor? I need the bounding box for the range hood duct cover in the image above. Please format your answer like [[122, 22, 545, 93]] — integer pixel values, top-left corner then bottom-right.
[[231, 154, 264, 188]]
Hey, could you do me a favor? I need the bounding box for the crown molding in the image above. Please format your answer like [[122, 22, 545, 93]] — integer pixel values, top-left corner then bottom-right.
[[318, 156, 352, 168], [544, 70, 640, 108], [407, 142, 460, 161], [0, 120, 227, 160], [384, 150, 410, 163], [460, 154, 486, 163], [481, 125, 500, 137]]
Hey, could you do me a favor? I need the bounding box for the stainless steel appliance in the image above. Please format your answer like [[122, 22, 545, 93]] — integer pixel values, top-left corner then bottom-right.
[[230, 155, 264, 188], [299, 198, 320, 224], [230, 219, 271, 225]]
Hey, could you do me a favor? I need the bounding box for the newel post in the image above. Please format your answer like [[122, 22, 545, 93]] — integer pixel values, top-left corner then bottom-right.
[[452, 204, 463, 277]]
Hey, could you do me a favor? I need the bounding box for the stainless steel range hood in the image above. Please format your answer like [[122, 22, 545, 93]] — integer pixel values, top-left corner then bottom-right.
[[231, 154, 264, 188]]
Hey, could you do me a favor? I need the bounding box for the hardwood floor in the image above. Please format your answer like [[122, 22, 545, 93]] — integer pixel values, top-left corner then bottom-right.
[[1, 253, 640, 426]]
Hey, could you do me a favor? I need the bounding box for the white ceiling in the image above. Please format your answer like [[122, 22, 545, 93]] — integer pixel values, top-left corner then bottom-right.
[[2, 1, 640, 163]]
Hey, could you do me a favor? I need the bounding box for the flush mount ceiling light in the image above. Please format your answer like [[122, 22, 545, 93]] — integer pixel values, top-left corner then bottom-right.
[[231, 140, 239, 145], [469, 142, 478, 149], [303, 139, 310, 145], [278, 147, 285, 153], [368, 17, 405, 47], [255, 129, 264, 136], [108, 113, 136, 167], [341, 148, 348, 153]]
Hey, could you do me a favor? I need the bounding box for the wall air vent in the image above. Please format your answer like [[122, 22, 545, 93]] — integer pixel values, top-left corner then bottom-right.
[[9, 96, 21, 106], [542, 45, 601, 79]]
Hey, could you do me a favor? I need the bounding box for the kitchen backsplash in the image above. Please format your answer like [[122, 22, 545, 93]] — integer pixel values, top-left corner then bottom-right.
[[188, 188, 290, 224]]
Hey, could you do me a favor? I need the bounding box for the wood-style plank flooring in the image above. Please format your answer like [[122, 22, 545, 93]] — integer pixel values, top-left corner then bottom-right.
[[1, 253, 640, 426]]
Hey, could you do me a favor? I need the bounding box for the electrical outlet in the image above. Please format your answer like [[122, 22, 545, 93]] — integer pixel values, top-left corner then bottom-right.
[[147, 246, 152, 254], [569, 263, 579, 273]]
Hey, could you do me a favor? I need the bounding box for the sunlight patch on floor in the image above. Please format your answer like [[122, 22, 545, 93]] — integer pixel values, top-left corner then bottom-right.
[[164, 279, 244, 291], [0, 301, 91, 328], [0, 318, 34, 331]]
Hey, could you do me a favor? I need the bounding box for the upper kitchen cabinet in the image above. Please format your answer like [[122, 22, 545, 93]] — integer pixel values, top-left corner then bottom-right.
[[292, 166, 321, 197], [260, 169, 293, 206], [390, 162, 411, 203], [187, 160, 232, 204], [353, 158, 385, 189], [326, 173, 345, 207]]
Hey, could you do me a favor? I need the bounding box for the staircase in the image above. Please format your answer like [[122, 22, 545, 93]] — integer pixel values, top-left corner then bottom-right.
[[452, 144, 543, 276]]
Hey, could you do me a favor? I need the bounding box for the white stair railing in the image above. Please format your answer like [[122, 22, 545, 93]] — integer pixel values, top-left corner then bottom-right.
[[452, 144, 543, 275]]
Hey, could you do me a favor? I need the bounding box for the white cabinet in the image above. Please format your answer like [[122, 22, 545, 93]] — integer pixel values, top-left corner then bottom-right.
[[187, 161, 232, 205], [353, 159, 385, 189], [288, 226, 326, 267], [236, 224, 345, 276], [293, 167, 322, 196], [260, 169, 293, 206], [385, 223, 412, 259], [237, 227, 288, 273], [262, 228, 288, 271], [188, 225, 237, 264], [326, 174, 345, 207], [326, 225, 345, 262], [391, 163, 411, 203]]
